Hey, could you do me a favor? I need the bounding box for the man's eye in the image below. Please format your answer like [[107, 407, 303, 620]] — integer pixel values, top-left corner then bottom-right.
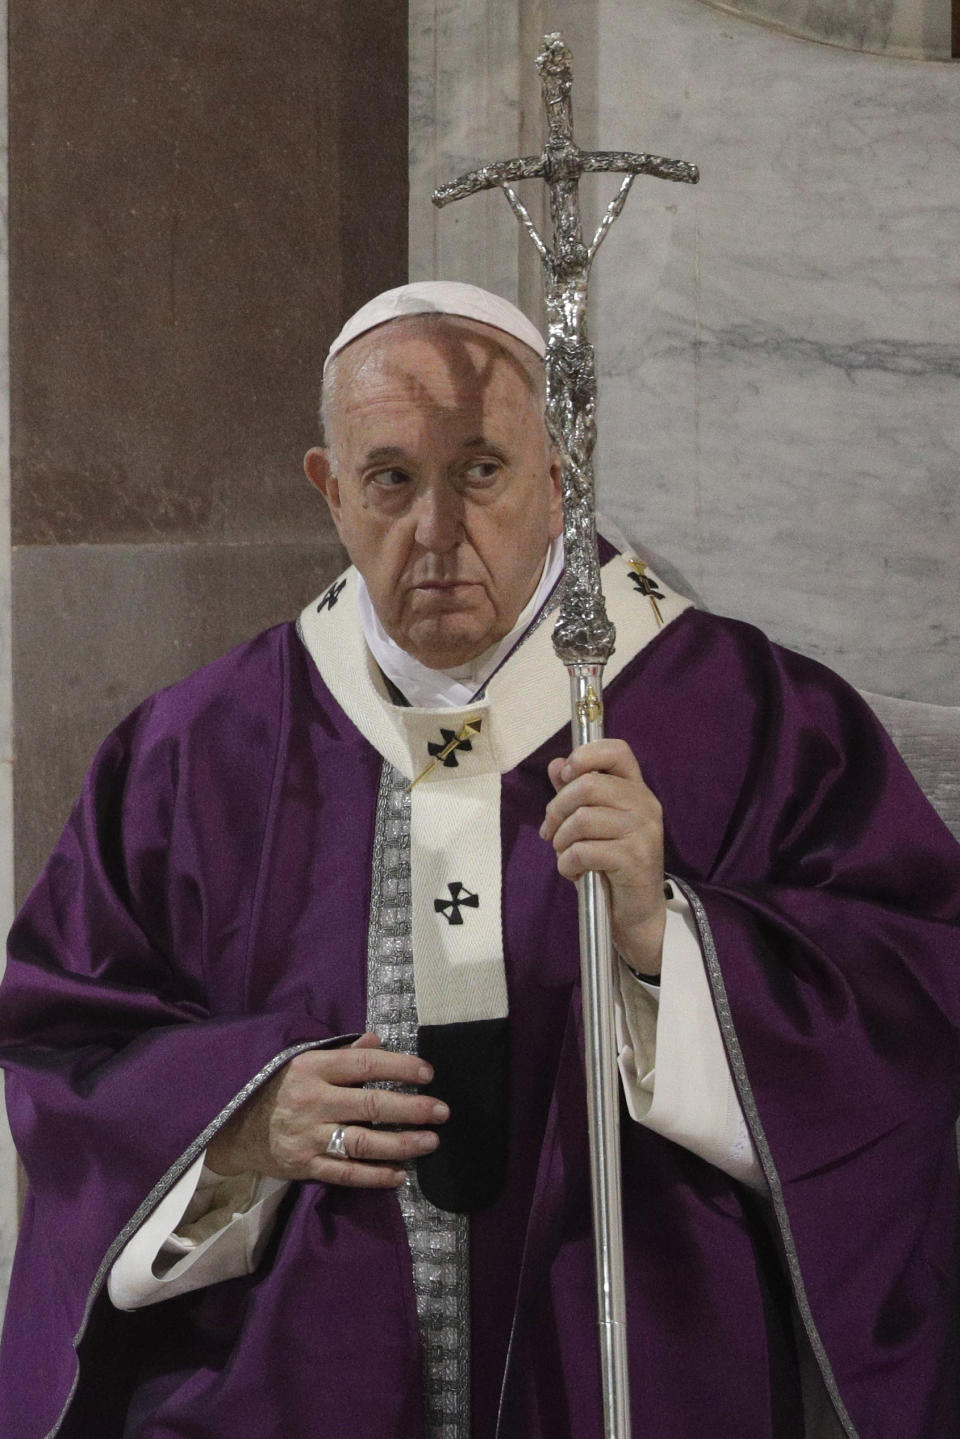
[[463, 461, 500, 484], [370, 469, 410, 488]]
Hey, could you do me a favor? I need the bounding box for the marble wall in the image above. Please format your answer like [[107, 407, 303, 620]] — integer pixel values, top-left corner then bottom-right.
[[698, 0, 952, 59], [593, 0, 960, 703], [410, 0, 960, 705]]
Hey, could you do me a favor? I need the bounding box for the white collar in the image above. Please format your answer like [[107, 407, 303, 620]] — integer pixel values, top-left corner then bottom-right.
[[356, 537, 565, 709]]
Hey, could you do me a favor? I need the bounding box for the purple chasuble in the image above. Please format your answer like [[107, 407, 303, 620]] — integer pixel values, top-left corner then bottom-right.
[[0, 573, 958, 1438]]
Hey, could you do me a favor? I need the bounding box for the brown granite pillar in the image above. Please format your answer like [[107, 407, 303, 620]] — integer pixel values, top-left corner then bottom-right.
[[9, 0, 408, 893]]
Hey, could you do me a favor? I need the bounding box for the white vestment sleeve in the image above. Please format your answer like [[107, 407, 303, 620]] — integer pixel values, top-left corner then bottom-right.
[[108, 1153, 289, 1311], [615, 889, 765, 1191]]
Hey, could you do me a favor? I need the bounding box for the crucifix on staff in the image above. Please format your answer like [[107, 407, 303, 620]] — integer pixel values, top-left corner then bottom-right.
[[434, 31, 698, 1437]]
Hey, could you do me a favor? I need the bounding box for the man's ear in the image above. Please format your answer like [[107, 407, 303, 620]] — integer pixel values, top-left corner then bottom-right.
[[548, 448, 564, 540], [304, 448, 343, 533]]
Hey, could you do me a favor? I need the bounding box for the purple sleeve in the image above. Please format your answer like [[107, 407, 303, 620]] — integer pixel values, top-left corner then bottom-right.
[[0, 636, 353, 1437]]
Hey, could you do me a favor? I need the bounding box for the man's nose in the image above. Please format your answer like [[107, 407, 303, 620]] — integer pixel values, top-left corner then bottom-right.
[[413, 483, 464, 552]]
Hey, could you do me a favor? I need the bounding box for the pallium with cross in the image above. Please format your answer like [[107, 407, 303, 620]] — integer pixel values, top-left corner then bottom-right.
[[433, 33, 699, 1439]]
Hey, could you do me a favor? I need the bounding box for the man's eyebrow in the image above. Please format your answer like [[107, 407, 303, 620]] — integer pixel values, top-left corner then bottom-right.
[[361, 437, 507, 465], [362, 446, 410, 465], [460, 435, 507, 455]]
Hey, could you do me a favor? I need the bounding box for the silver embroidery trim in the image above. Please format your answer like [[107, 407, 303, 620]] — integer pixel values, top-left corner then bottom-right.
[[366, 760, 471, 1439], [47, 1036, 347, 1439], [672, 875, 860, 1439]]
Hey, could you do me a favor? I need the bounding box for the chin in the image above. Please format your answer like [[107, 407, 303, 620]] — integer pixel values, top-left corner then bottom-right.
[[396, 605, 501, 670], [406, 625, 494, 671], [415, 643, 487, 670]]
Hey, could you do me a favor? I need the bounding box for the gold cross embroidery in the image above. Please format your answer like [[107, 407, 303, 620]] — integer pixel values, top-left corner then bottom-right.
[[408, 718, 484, 791]]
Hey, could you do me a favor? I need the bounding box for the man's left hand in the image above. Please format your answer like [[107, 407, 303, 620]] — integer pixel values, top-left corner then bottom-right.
[[540, 739, 666, 978]]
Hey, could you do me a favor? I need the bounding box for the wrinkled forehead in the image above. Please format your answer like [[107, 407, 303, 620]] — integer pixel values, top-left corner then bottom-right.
[[334, 314, 544, 406]]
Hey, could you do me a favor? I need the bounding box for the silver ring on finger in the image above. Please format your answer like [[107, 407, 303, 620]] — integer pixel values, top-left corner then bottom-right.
[[325, 1125, 349, 1160]]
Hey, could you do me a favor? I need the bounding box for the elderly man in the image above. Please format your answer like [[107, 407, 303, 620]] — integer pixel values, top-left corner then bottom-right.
[[0, 282, 958, 1439]]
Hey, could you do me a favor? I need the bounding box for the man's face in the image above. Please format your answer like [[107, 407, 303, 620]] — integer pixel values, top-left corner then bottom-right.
[[305, 317, 563, 670]]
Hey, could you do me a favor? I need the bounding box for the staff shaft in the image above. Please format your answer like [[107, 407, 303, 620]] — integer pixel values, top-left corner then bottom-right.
[[570, 663, 631, 1438]]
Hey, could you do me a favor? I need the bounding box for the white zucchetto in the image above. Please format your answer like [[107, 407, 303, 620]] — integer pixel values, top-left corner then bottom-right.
[[324, 281, 546, 371]]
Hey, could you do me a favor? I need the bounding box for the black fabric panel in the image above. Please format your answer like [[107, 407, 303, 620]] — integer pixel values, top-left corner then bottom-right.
[[416, 1018, 509, 1213]]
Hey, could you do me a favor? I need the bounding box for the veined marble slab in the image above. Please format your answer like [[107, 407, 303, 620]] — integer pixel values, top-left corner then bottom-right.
[[590, 0, 960, 702], [697, 0, 952, 61]]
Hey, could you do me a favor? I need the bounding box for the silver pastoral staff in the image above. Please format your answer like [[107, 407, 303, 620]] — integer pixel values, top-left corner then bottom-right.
[[434, 32, 698, 1439]]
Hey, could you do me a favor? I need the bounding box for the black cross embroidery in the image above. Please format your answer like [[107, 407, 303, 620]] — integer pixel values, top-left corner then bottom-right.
[[317, 579, 346, 612], [628, 567, 665, 601], [627, 559, 666, 628], [427, 726, 477, 768], [434, 882, 480, 926]]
